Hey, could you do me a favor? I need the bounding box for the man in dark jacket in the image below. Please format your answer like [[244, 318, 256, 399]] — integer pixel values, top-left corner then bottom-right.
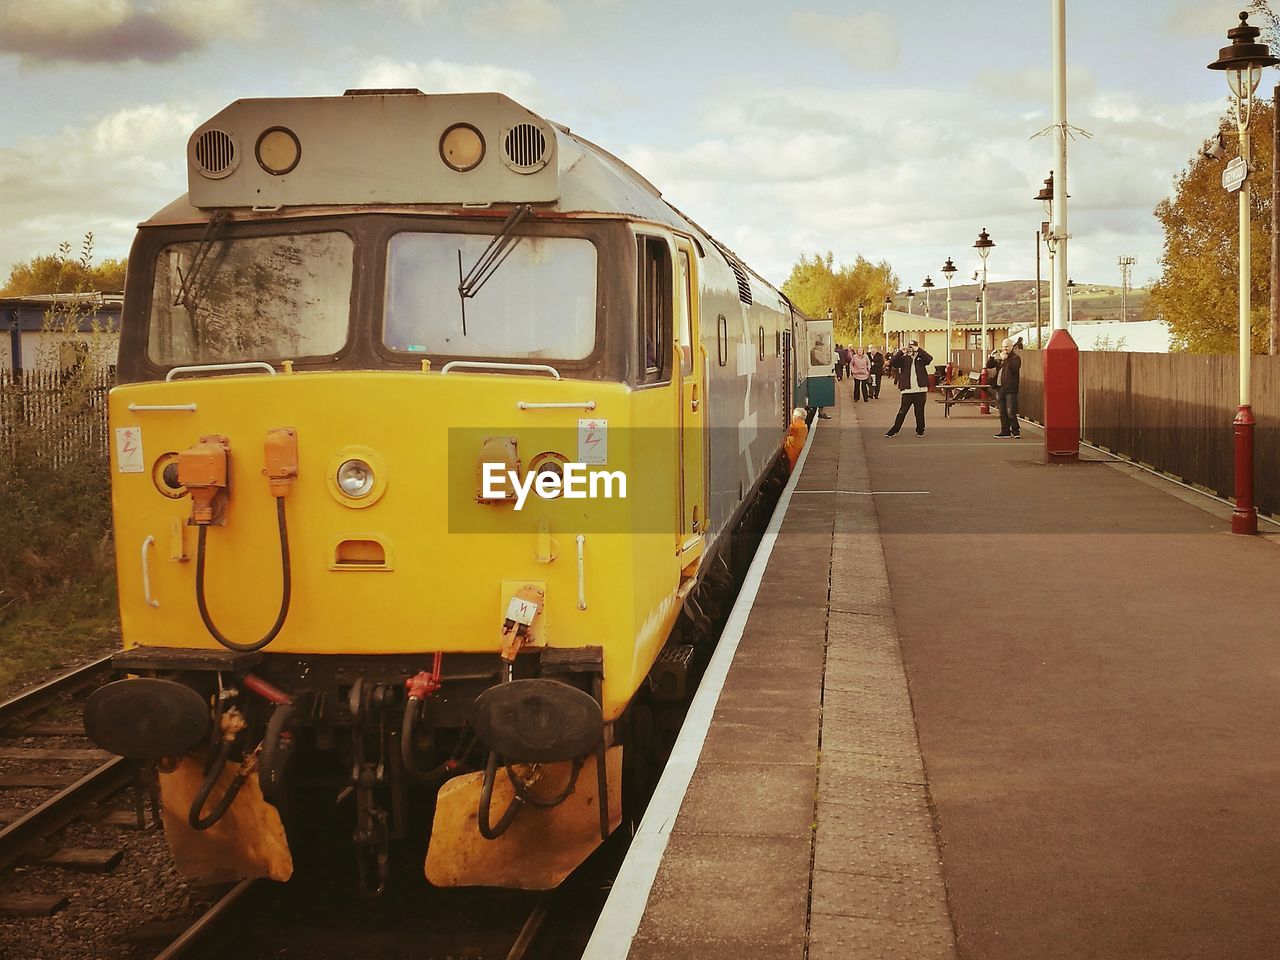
[[885, 340, 933, 438], [986, 337, 1022, 438], [868, 348, 884, 398]]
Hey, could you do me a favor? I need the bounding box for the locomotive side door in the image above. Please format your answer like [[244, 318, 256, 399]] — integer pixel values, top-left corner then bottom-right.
[[674, 240, 705, 570]]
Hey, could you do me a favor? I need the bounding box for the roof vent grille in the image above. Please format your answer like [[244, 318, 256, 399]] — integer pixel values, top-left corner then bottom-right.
[[503, 122, 549, 173], [193, 129, 238, 179], [730, 262, 753, 306]]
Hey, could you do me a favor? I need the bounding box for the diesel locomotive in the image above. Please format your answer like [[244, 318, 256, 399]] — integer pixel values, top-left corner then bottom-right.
[[85, 89, 812, 892]]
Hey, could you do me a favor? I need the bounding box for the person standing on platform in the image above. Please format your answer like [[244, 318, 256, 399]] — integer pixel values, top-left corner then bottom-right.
[[850, 347, 871, 402], [834, 344, 846, 381], [986, 337, 1022, 439], [869, 347, 884, 398], [885, 339, 933, 438]]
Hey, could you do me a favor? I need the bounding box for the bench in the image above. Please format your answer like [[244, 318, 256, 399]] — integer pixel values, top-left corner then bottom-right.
[[935, 380, 995, 418]]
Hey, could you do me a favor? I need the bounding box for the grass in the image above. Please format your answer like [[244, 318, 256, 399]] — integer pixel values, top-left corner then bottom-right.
[[0, 574, 119, 696]]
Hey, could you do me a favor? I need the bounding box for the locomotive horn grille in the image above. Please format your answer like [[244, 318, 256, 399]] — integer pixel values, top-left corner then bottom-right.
[[193, 129, 239, 179], [503, 122, 549, 173]]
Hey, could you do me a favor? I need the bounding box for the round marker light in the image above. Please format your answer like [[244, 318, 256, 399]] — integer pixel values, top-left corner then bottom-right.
[[337, 459, 375, 498], [440, 123, 485, 172], [255, 126, 301, 176]]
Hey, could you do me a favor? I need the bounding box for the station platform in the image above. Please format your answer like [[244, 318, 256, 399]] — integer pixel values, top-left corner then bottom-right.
[[585, 384, 1280, 960]]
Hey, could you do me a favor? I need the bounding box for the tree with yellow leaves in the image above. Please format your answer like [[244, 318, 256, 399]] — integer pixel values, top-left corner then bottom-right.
[[781, 252, 897, 346], [1150, 103, 1273, 353]]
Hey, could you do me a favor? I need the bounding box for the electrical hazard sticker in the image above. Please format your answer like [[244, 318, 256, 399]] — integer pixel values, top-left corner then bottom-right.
[[115, 427, 144, 473], [577, 418, 607, 465], [505, 595, 538, 626]]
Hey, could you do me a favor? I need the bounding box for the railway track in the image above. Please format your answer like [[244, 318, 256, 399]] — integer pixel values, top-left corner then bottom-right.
[[0, 655, 140, 917]]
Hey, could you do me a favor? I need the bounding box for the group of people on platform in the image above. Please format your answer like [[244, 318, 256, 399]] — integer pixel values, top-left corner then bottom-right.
[[832, 337, 1022, 440], [832, 344, 884, 402]]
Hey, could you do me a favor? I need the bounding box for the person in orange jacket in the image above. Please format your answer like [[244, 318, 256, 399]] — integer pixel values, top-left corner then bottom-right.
[[784, 407, 809, 471]]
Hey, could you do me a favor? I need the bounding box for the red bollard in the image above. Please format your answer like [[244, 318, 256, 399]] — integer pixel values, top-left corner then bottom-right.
[[1043, 327, 1081, 463], [978, 366, 990, 414]]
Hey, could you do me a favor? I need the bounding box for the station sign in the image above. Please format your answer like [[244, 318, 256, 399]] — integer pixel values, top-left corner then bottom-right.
[[1223, 156, 1249, 193]]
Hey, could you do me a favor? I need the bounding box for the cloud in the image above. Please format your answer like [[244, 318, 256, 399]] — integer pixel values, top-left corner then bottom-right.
[[1163, 0, 1255, 39], [477, 0, 565, 33], [974, 67, 1098, 104], [0, 102, 198, 272], [354, 57, 539, 100], [0, 0, 260, 65], [788, 11, 900, 71], [610, 81, 1221, 290]]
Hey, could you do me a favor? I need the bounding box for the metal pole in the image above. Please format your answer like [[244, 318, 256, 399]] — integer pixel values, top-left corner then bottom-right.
[[1042, 0, 1080, 463], [1035, 232, 1042, 347], [858, 305, 864, 349], [980, 261, 988, 352], [1052, 0, 1068, 333], [1271, 83, 1279, 355], [1234, 110, 1258, 533], [945, 277, 953, 378]]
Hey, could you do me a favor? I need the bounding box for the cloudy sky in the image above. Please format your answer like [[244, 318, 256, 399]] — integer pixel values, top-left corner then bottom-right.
[[0, 0, 1258, 290]]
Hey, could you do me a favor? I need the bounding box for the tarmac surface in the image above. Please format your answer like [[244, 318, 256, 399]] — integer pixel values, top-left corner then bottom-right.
[[860, 387, 1280, 959], [591, 383, 1280, 959]]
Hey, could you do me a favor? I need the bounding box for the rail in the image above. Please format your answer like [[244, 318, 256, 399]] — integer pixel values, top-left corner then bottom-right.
[[0, 655, 114, 728], [152, 879, 259, 959]]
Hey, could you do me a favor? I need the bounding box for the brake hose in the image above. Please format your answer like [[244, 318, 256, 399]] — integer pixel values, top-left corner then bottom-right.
[[188, 739, 254, 830], [478, 751, 524, 840], [196, 496, 292, 653]]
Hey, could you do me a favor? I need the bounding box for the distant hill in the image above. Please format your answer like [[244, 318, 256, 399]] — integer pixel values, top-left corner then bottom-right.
[[890, 280, 1151, 327]]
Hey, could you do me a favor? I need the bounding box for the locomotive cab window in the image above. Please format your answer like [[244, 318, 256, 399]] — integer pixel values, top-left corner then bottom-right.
[[384, 232, 598, 361], [637, 236, 672, 383], [148, 231, 353, 365]]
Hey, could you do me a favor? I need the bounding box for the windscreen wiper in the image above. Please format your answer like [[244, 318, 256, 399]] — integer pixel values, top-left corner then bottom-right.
[[174, 211, 232, 316], [458, 204, 532, 303]]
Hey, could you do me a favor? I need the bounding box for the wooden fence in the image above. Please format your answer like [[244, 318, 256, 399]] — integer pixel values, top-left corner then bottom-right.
[[0, 367, 113, 468], [1018, 351, 1280, 515]]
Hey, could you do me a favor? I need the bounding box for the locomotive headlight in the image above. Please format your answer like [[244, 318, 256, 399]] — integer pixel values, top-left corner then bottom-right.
[[337, 459, 375, 498], [440, 123, 485, 172], [256, 126, 301, 176]]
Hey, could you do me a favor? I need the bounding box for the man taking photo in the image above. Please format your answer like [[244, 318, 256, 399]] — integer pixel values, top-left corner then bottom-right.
[[986, 337, 1022, 439]]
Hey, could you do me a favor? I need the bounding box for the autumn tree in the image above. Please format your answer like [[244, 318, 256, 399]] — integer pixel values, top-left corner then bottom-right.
[[782, 252, 898, 346], [1, 234, 126, 297], [1150, 102, 1273, 353]]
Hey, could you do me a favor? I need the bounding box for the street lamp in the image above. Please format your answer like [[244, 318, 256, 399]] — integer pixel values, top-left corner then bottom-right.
[[906, 287, 915, 315], [857, 301, 865, 349], [922, 275, 935, 318], [1209, 9, 1277, 535], [1034, 172, 1055, 348], [973, 227, 995, 352], [1067, 278, 1076, 329], [941, 257, 956, 378], [884, 294, 893, 351]]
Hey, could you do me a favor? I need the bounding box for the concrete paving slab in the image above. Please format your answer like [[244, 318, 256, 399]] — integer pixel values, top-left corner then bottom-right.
[[808, 912, 956, 960], [674, 760, 816, 838], [811, 867, 951, 925], [635, 832, 811, 945]]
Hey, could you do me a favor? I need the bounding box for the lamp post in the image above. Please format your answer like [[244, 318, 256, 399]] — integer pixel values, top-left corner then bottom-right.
[[1067, 278, 1076, 330], [1209, 10, 1277, 535], [1035, 172, 1055, 347], [973, 228, 994, 352], [942, 258, 956, 379], [857, 301, 865, 349], [906, 287, 915, 316], [884, 294, 893, 351], [922, 275, 935, 318]]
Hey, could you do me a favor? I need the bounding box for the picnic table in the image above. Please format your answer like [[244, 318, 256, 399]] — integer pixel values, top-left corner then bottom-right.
[[936, 381, 995, 418]]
